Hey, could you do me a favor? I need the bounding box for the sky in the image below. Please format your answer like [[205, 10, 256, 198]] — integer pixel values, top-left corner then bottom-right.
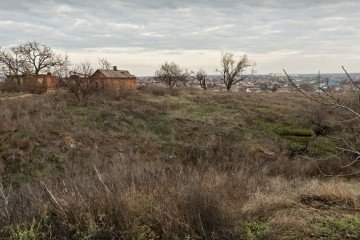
[[0, 0, 359, 76]]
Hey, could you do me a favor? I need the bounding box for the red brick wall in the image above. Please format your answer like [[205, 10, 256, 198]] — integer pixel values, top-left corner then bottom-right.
[[92, 72, 137, 91], [42, 75, 61, 93], [100, 78, 137, 91], [4, 75, 60, 93]]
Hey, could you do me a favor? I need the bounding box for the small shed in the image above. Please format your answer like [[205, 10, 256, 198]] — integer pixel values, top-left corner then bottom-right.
[[91, 66, 137, 91]]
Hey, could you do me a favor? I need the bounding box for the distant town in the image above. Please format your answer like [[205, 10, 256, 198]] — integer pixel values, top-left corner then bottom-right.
[[138, 72, 360, 93], [2, 71, 359, 94]]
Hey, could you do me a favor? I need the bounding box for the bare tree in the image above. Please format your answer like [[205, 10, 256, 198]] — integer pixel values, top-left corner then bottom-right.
[[19, 41, 69, 75], [284, 67, 360, 176], [0, 47, 30, 84], [68, 77, 99, 104], [0, 41, 69, 81], [195, 69, 208, 90], [68, 61, 98, 104], [155, 62, 189, 88], [217, 52, 254, 91], [52, 58, 71, 81], [73, 61, 94, 77], [98, 58, 111, 70], [284, 68, 359, 120]]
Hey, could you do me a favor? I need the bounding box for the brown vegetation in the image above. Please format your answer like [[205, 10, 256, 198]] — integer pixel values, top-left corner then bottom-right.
[[0, 89, 359, 239], [284, 67, 360, 176]]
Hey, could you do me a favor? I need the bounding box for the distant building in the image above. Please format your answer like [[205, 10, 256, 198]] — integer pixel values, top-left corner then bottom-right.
[[91, 66, 137, 91], [4, 73, 60, 93], [269, 73, 285, 77], [245, 87, 261, 93]]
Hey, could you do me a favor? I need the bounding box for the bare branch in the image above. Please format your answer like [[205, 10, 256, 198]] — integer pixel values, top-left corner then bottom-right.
[[155, 62, 189, 88], [342, 66, 360, 91], [41, 181, 65, 213], [195, 68, 208, 90], [284, 68, 360, 176], [0, 179, 11, 221], [218, 53, 254, 91], [283, 69, 360, 119], [98, 58, 111, 70]]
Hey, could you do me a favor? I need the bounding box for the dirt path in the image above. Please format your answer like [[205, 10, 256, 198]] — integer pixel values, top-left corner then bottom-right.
[[0, 93, 34, 101]]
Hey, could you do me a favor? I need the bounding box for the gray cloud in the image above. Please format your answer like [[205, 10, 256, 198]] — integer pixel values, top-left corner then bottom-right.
[[0, 0, 359, 74]]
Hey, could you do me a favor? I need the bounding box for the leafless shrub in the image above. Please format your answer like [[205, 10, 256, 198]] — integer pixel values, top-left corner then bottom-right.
[[104, 81, 136, 100], [71, 61, 94, 78], [284, 67, 360, 176], [67, 77, 100, 104], [305, 106, 332, 135]]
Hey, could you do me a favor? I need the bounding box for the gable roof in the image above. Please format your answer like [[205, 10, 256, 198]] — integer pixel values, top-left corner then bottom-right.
[[95, 69, 136, 78]]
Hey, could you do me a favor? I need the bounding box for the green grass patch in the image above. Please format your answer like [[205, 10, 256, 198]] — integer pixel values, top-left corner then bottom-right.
[[245, 221, 268, 240], [312, 215, 360, 240], [168, 104, 235, 121], [68, 105, 102, 115], [307, 136, 340, 157]]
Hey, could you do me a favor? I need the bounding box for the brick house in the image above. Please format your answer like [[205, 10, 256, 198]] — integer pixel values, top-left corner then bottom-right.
[[4, 73, 60, 93], [91, 66, 137, 91]]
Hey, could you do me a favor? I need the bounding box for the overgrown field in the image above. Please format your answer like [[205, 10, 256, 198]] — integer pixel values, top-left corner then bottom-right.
[[0, 89, 359, 239]]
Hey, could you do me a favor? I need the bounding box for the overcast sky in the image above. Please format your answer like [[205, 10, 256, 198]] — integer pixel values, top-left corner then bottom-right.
[[0, 0, 359, 76]]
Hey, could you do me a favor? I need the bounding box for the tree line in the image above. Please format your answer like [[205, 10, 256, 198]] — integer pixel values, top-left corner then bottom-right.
[[0, 41, 256, 91], [0, 41, 69, 84], [0, 41, 114, 80], [155, 52, 255, 91]]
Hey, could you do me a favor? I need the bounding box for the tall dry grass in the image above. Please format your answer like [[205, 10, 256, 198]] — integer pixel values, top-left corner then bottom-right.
[[0, 89, 359, 239]]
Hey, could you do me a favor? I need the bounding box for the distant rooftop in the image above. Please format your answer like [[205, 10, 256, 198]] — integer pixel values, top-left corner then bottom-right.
[[95, 66, 136, 78]]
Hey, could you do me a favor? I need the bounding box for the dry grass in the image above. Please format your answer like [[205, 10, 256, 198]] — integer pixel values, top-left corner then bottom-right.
[[0, 89, 359, 239]]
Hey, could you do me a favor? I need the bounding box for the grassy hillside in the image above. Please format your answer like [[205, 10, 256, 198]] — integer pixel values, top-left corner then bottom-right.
[[0, 89, 359, 239]]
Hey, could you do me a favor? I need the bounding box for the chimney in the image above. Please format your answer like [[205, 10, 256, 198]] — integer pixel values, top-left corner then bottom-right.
[[113, 66, 117, 71]]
